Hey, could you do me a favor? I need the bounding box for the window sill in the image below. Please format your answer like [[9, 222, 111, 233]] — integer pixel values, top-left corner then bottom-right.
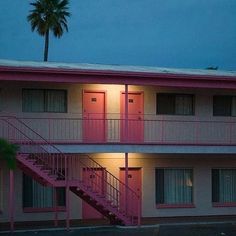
[[23, 206, 66, 213], [156, 114, 195, 116], [213, 202, 236, 207], [156, 204, 195, 209]]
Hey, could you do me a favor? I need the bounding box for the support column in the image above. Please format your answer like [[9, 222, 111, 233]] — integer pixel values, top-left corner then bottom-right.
[[124, 84, 129, 215], [65, 157, 70, 231], [66, 184, 70, 230], [9, 170, 14, 232], [53, 187, 58, 227], [125, 152, 129, 215], [125, 84, 129, 142]]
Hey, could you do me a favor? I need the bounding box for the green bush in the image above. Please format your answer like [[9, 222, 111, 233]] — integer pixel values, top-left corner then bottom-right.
[[0, 138, 18, 169]]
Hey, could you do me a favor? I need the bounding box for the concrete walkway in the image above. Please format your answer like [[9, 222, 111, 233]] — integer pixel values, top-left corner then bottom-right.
[[159, 222, 236, 236], [2, 216, 236, 236], [1, 222, 236, 236]]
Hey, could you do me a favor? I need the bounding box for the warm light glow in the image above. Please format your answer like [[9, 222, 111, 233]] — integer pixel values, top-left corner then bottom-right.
[[186, 178, 193, 187]]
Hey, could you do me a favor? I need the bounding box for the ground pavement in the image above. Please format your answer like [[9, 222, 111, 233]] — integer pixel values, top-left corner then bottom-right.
[[1, 222, 236, 236]]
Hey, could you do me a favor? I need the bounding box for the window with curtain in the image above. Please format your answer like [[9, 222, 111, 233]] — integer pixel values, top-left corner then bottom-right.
[[23, 174, 65, 209], [213, 95, 236, 116], [22, 89, 67, 113], [0, 88, 3, 111], [156, 168, 193, 205], [212, 169, 236, 203], [156, 93, 194, 115]]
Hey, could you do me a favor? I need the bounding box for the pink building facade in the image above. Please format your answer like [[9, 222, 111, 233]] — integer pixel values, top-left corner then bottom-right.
[[0, 60, 236, 230]]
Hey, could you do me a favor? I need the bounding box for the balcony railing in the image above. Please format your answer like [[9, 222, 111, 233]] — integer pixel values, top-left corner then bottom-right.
[[1, 115, 236, 145]]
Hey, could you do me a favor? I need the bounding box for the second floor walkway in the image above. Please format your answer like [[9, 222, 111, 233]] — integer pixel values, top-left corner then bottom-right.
[[1, 115, 236, 154]]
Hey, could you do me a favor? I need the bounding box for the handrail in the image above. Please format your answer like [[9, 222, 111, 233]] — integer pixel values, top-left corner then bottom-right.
[[12, 115, 235, 146], [0, 117, 66, 179], [80, 154, 139, 199], [1, 116, 63, 153], [13, 114, 236, 124]]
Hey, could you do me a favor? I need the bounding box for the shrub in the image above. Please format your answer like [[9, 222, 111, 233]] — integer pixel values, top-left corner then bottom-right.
[[0, 138, 18, 169]]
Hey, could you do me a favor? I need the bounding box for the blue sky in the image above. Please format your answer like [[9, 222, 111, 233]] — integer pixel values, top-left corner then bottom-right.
[[0, 0, 236, 70]]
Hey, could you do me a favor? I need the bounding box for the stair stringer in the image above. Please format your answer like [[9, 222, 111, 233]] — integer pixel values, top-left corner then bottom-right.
[[69, 185, 132, 225], [17, 154, 66, 187]]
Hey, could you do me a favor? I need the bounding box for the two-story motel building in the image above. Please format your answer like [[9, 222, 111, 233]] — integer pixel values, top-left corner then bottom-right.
[[0, 59, 236, 229]]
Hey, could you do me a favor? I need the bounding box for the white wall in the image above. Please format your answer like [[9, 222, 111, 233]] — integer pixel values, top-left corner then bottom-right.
[[1, 80, 236, 118], [1, 81, 236, 144], [1, 154, 236, 222]]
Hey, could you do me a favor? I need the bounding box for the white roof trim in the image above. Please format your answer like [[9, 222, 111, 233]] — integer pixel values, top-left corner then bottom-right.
[[0, 59, 236, 77]]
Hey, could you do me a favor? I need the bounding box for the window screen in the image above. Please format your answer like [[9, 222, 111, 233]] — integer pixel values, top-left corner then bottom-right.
[[212, 169, 236, 203], [213, 96, 232, 116], [156, 168, 193, 204], [157, 93, 194, 115], [23, 174, 65, 208], [22, 89, 67, 113]]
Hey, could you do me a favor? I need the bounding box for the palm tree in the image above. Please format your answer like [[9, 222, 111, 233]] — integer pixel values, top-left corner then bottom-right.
[[27, 0, 70, 61], [0, 138, 18, 170]]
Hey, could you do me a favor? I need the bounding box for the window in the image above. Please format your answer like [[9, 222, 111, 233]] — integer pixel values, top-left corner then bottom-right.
[[23, 174, 65, 210], [213, 96, 236, 116], [0, 88, 2, 111], [156, 168, 193, 205], [156, 94, 194, 115], [212, 169, 236, 204], [22, 89, 67, 113]]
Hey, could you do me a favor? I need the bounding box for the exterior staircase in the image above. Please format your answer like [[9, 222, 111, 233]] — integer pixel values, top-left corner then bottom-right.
[[0, 116, 140, 226]]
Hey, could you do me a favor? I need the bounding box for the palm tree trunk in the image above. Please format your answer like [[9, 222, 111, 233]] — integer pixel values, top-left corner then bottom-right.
[[44, 30, 49, 62]]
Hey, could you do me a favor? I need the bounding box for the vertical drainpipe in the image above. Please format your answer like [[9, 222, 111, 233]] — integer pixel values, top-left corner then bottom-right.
[[65, 156, 70, 231], [125, 84, 129, 216], [9, 169, 14, 232]]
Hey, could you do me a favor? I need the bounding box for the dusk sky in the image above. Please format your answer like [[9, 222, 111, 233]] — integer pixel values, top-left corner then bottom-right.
[[0, 0, 236, 70]]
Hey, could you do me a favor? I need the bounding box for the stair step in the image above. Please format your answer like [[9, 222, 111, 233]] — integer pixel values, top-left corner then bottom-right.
[[42, 170, 53, 175], [34, 164, 46, 168], [25, 159, 36, 163], [45, 173, 58, 178]]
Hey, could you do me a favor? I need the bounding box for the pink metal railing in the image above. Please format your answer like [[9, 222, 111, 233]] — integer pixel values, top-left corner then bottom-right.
[[67, 154, 140, 223], [0, 117, 66, 179], [0, 116, 140, 225], [13, 116, 236, 145]]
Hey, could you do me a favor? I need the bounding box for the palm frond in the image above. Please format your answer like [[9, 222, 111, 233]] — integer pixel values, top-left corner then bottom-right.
[[0, 139, 18, 170], [27, 0, 70, 37]]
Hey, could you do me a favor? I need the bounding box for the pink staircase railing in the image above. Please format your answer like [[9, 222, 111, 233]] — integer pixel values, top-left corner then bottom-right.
[[0, 117, 66, 183], [66, 154, 140, 224], [0, 116, 140, 225]]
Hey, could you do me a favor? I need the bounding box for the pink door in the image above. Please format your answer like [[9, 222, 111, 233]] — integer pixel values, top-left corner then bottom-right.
[[121, 92, 144, 142], [83, 91, 106, 142], [119, 168, 142, 216], [82, 168, 106, 219]]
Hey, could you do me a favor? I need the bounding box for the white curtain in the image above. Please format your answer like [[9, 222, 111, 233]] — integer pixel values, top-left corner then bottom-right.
[[23, 89, 66, 113], [23, 90, 44, 112], [46, 90, 66, 112], [164, 169, 193, 204], [232, 97, 236, 116], [31, 179, 53, 208], [175, 95, 193, 115], [219, 169, 236, 203]]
